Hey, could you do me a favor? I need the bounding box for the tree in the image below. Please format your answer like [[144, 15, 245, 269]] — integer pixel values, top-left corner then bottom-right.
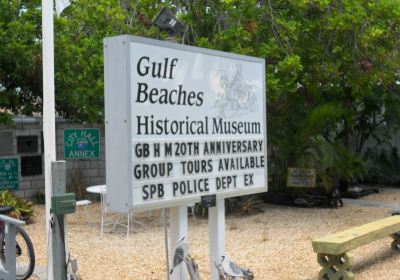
[[0, 0, 167, 123], [0, 0, 42, 122], [1, 0, 399, 189], [53, 0, 167, 122], [179, 0, 400, 189]]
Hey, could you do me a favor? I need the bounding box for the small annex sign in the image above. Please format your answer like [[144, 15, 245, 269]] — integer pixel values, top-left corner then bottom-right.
[[64, 128, 100, 159]]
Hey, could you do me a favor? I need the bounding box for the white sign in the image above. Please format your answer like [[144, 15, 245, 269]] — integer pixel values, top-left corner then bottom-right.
[[104, 35, 267, 212]]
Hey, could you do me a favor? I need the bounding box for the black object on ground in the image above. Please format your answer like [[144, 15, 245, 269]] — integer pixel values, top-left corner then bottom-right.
[[342, 187, 379, 199], [293, 195, 343, 208], [263, 192, 343, 209]]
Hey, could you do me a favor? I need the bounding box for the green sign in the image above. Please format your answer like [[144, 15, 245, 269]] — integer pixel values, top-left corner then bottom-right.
[[64, 128, 100, 159], [0, 158, 19, 190]]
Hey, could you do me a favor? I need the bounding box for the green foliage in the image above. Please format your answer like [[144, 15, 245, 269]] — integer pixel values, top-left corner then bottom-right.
[[303, 103, 349, 139], [0, 0, 399, 191], [0, 0, 167, 123], [239, 0, 400, 191], [364, 147, 400, 185], [0, 0, 42, 118], [53, 0, 190, 122], [163, 0, 399, 192], [0, 191, 33, 222], [0, 112, 13, 125], [303, 136, 365, 193]]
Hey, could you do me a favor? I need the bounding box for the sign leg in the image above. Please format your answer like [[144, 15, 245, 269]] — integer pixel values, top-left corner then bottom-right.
[[209, 198, 226, 280], [52, 161, 68, 280], [170, 206, 188, 280]]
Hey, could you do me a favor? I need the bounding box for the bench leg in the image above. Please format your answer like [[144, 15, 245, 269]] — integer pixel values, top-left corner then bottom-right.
[[390, 232, 400, 249], [317, 253, 355, 280]]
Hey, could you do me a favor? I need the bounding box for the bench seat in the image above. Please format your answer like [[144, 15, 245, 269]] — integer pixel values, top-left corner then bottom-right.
[[313, 215, 400, 255], [312, 215, 400, 279]]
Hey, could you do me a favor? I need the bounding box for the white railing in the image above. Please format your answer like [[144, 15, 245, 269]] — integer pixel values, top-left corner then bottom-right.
[[0, 214, 25, 280]]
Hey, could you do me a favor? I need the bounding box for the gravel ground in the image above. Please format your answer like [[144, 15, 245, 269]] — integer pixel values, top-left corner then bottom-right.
[[25, 190, 400, 280]]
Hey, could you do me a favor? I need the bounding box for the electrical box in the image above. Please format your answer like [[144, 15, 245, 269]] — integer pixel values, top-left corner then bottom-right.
[[51, 193, 76, 215]]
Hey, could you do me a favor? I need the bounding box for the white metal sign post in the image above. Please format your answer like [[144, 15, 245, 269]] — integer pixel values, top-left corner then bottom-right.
[[209, 198, 226, 279], [170, 206, 188, 279], [104, 35, 266, 279], [42, 0, 57, 278]]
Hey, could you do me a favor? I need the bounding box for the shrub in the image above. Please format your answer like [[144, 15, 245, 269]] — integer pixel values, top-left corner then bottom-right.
[[237, 195, 264, 215], [0, 191, 33, 222], [303, 136, 365, 194]]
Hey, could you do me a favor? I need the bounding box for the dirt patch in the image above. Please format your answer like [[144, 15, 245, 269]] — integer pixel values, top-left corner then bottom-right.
[[25, 191, 400, 279]]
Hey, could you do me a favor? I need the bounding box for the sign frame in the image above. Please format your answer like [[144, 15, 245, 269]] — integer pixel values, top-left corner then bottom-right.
[[104, 35, 267, 213]]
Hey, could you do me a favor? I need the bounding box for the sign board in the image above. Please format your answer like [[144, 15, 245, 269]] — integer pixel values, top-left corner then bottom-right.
[[287, 168, 316, 188], [0, 158, 19, 190], [64, 128, 100, 159], [104, 35, 267, 212]]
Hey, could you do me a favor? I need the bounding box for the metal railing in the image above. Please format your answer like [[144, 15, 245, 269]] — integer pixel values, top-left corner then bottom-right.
[[0, 214, 25, 280]]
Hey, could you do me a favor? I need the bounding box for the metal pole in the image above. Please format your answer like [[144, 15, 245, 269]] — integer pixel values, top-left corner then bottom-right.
[[209, 198, 226, 280], [168, 36, 189, 280], [163, 208, 170, 280], [4, 224, 17, 279], [170, 206, 188, 280], [52, 161, 68, 280], [42, 0, 57, 279]]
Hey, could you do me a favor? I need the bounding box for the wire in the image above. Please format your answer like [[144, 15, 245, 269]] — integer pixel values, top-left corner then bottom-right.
[[54, 214, 66, 248], [163, 208, 170, 280], [53, 213, 68, 272]]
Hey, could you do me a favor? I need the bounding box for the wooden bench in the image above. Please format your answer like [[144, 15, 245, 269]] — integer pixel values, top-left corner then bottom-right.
[[312, 215, 400, 279]]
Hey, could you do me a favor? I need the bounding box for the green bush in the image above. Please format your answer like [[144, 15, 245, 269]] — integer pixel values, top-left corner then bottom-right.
[[304, 136, 365, 194], [0, 191, 33, 222]]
